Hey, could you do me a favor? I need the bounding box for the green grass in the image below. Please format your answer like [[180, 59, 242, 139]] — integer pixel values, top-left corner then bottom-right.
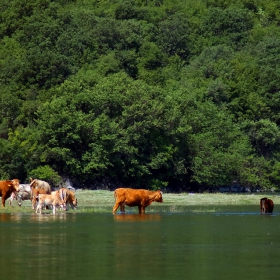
[[0, 190, 278, 214]]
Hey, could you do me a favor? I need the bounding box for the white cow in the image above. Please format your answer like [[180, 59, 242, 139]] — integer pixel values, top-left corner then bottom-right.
[[30, 178, 52, 194], [9, 184, 31, 206]]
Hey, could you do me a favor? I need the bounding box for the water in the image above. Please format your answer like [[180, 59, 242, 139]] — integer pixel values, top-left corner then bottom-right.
[[1, 205, 280, 280]]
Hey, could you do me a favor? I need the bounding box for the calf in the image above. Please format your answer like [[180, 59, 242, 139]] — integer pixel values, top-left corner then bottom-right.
[[0, 179, 20, 207], [113, 188, 163, 214], [260, 197, 274, 214], [36, 191, 66, 214]]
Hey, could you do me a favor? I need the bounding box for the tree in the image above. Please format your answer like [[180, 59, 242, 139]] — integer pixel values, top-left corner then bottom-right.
[[156, 12, 191, 61], [174, 94, 252, 188], [200, 7, 254, 48], [242, 119, 280, 157]]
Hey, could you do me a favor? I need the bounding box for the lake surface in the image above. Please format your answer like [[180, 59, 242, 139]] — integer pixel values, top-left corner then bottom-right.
[[1, 205, 280, 280]]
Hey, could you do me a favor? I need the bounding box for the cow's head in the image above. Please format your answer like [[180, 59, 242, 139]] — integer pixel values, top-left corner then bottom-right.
[[10, 179, 20, 192], [72, 198, 78, 209], [69, 191, 78, 209], [155, 190, 163, 203]]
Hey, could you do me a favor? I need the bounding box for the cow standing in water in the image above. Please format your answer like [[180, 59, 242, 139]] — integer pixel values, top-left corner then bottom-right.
[[260, 198, 274, 214], [113, 188, 163, 214]]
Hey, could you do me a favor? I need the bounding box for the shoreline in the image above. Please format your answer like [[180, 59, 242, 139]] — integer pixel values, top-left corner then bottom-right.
[[1, 190, 278, 214]]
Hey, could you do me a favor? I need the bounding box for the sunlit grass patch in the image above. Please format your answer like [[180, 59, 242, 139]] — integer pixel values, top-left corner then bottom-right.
[[0, 205, 34, 214], [191, 207, 221, 213]]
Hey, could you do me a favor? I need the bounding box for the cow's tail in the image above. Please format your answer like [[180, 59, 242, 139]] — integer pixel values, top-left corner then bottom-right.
[[59, 188, 67, 203], [114, 190, 117, 201]]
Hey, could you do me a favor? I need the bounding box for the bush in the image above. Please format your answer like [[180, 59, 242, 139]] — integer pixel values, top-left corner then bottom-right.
[[29, 165, 61, 187]]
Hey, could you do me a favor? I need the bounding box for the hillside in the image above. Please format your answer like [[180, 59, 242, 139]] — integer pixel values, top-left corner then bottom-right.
[[1, 0, 280, 191]]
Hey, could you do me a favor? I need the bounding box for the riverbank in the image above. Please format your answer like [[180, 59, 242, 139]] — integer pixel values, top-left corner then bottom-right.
[[1, 190, 279, 214], [75, 190, 280, 206]]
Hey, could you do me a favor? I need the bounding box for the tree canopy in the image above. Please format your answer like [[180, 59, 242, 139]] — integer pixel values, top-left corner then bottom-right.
[[1, 0, 280, 191]]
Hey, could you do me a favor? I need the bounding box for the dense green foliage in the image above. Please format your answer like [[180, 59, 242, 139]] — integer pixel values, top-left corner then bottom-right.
[[1, 0, 280, 191]]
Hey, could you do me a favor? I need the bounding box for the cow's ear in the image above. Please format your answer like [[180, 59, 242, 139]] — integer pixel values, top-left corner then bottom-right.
[[29, 177, 33, 182], [12, 179, 20, 184]]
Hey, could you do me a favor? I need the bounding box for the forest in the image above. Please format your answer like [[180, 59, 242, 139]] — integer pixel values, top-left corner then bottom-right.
[[1, 0, 280, 192]]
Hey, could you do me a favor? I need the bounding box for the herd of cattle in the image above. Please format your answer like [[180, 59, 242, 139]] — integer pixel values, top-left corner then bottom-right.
[[0, 178, 275, 214], [0, 178, 77, 214]]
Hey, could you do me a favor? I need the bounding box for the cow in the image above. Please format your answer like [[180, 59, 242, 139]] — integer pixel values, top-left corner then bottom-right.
[[260, 197, 274, 214], [112, 188, 163, 214], [31, 188, 48, 210], [9, 184, 31, 206], [36, 191, 66, 214], [0, 179, 20, 207], [30, 178, 51, 194], [58, 188, 78, 210]]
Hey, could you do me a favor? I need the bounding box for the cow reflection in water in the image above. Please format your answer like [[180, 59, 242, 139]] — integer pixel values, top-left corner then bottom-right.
[[30, 212, 69, 222], [114, 213, 161, 222], [0, 213, 12, 221], [260, 197, 274, 214]]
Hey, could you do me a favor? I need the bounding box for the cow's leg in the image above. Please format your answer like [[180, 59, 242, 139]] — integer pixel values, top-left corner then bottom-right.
[[120, 203, 125, 213], [260, 199, 266, 213], [113, 202, 122, 214], [264, 201, 268, 213], [60, 203, 66, 211], [52, 205, 56, 214], [36, 204, 41, 214], [32, 197, 37, 210], [9, 192, 15, 205], [138, 206, 145, 214], [2, 196, 6, 207], [18, 196, 22, 207], [261, 202, 264, 213]]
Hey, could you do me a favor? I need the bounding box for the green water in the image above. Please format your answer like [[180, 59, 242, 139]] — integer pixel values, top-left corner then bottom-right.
[[0, 206, 279, 280]]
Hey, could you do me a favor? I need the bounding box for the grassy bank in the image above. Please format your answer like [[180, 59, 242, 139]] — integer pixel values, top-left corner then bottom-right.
[[0, 190, 279, 214], [75, 190, 280, 206]]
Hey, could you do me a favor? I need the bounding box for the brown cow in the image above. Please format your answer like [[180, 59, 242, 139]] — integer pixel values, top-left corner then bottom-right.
[[0, 179, 20, 207], [260, 197, 274, 214], [58, 188, 78, 210], [113, 188, 163, 214], [30, 178, 51, 194]]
